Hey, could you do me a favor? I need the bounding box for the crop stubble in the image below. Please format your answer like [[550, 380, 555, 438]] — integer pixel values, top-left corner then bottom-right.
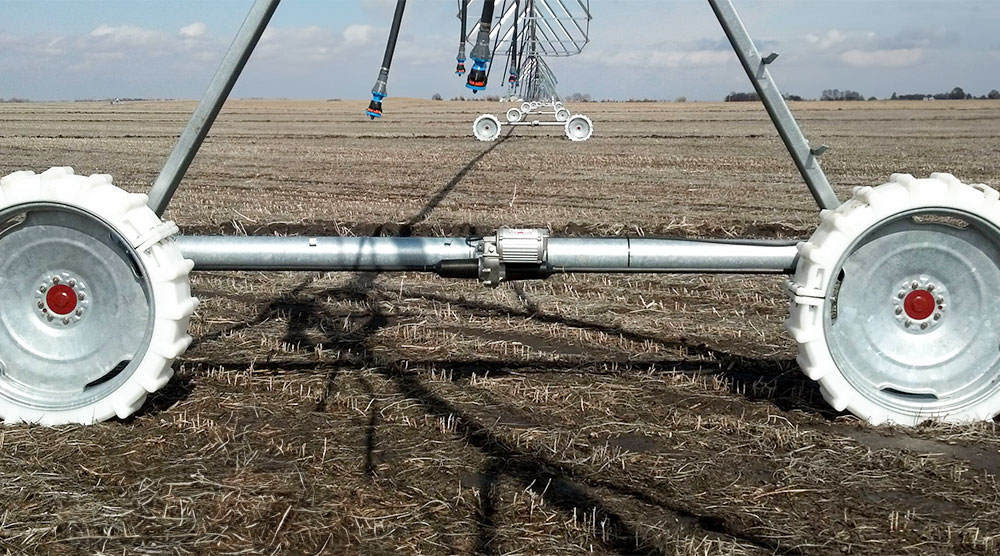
[[1, 99, 999, 554]]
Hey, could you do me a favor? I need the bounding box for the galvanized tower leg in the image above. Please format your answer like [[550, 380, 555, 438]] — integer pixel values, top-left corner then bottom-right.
[[707, 0, 840, 210], [147, 0, 281, 216]]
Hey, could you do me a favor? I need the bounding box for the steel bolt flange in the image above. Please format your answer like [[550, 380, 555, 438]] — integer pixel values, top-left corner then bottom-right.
[[35, 272, 89, 327], [893, 276, 946, 334]]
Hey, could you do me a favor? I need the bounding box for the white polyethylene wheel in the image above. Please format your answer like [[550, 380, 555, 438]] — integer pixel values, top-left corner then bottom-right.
[[520, 102, 532, 114], [473, 114, 501, 141], [787, 173, 1000, 425], [506, 107, 523, 123], [564, 115, 593, 141], [0, 167, 197, 425], [555, 108, 571, 122]]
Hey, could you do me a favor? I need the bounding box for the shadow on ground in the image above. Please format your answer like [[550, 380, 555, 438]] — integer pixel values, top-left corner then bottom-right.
[[156, 134, 826, 554]]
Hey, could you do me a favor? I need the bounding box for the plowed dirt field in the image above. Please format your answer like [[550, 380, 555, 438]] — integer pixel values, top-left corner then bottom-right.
[[1, 99, 999, 555]]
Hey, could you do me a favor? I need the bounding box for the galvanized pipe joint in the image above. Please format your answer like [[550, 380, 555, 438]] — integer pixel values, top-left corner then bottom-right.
[[175, 229, 799, 282]]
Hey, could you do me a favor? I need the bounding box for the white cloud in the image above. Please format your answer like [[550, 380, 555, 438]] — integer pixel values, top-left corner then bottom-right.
[[179, 22, 207, 38], [253, 23, 400, 68], [89, 24, 163, 46], [840, 48, 924, 68], [257, 26, 339, 63], [343, 24, 376, 47], [39, 36, 67, 57], [651, 49, 730, 68], [805, 29, 846, 50], [583, 47, 730, 69]]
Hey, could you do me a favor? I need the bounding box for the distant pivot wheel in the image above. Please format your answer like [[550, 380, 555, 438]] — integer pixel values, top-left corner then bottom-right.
[[564, 114, 593, 141], [555, 107, 571, 122], [519, 102, 532, 114], [0, 167, 197, 425], [787, 173, 1000, 425], [473, 114, 502, 142], [506, 107, 523, 123]]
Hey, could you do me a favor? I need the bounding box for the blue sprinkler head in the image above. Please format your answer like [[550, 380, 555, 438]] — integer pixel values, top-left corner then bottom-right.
[[465, 59, 488, 92], [366, 92, 385, 119], [455, 58, 466, 76]]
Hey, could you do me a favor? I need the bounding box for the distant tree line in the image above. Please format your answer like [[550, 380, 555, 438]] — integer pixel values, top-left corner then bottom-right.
[[725, 92, 804, 102], [821, 89, 865, 101], [0, 98, 30, 103], [890, 87, 1000, 101], [449, 95, 502, 102], [445, 92, 593, 102], [725, 86, 1000, 102]]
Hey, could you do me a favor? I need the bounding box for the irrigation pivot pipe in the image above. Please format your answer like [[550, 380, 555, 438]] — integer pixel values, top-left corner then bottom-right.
[[147, 0, 280, 217], [708, 0, 839, 210]]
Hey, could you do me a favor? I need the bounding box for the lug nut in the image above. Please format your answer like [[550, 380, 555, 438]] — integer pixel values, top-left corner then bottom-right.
[[75, 309, 83, 316], [62, 318, 70, 325], [78, 292, 86, 300], [934, 313, 941, 320], [68, 279, 76, 287], [897, 291, 905, 299], [927, 283, 935, 291], [911, 281, 919, 289], [920, 322, 928, 330], [895, 307, 902, 315], [39, 285, 47, 293], [46, 315, 53, 322], [52, 276, 60, 284], [37, 301, 44, 309]]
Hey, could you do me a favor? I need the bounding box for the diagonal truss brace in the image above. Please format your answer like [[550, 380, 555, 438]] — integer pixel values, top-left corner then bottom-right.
[[708, 0, 839, 210]]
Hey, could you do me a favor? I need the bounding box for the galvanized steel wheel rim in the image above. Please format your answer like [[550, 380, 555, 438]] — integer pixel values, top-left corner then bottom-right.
[[473, 114, 501, 141], [0, 167, 197, 425], [824, 208, 1000, 417], [565, 115, 592, 141], [0, 203, 154, 411]]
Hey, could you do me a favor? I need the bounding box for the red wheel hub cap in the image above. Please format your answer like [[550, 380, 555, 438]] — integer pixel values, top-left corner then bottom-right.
[[903, 289, 935, 320], [46, 284, 77, 315]]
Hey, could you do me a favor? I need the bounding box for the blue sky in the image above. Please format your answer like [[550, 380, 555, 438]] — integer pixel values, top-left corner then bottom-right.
[[1, 0, 998, 101]]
